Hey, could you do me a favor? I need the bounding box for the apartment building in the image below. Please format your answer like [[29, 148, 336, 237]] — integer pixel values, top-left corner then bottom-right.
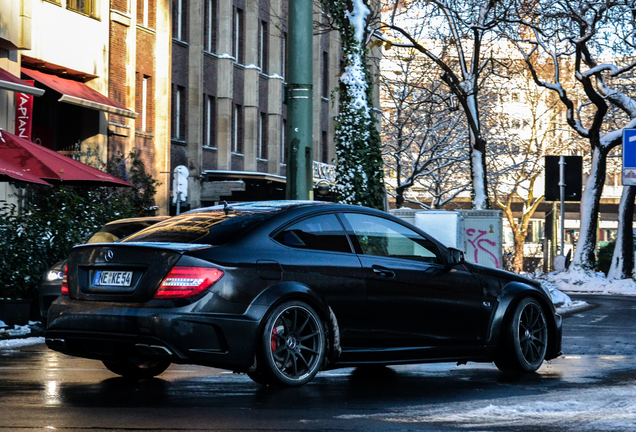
[[170, 0, 340, 209]]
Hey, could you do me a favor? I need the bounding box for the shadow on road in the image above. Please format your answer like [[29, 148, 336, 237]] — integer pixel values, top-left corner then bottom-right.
[[52, 363, 569, 411]]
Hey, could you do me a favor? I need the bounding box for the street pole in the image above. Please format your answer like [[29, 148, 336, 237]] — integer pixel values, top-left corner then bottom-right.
[[559, 155, 566, 256], [285, 0, 313, 200]]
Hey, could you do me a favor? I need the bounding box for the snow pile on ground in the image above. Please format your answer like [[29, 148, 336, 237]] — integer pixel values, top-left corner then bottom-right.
[[542, 269, 636, 296], [0, 337, 45, 349], [0, 320, 45, 349], [336, 382, 636, 430]]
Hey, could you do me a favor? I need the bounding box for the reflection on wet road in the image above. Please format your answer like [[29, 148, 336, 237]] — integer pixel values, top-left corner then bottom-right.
[[1, 295, 636, 431]]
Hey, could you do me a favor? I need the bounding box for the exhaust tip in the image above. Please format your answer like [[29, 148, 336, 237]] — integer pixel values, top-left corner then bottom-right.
[[135, 343, 172, 356], [45, 338, 66, 350]]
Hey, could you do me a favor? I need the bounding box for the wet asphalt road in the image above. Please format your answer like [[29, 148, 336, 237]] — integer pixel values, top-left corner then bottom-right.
[[2, 295, 636, 431]]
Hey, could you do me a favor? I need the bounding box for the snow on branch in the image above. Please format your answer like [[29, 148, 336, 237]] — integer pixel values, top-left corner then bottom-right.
[[582, 63, 619, 78]]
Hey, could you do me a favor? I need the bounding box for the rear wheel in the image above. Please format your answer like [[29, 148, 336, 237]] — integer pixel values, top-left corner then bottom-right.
[[495, 297, 548, 373], [249, 301, 325, 386], [102, 359, 171, 379]]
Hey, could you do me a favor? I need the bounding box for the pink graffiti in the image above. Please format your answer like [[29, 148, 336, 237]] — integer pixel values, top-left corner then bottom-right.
[[465, 228, 500, 267]]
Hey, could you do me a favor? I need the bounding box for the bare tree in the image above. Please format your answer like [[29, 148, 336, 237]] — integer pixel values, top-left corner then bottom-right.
[[380, 48, 470, 209], [381, 0, 515, 210], [508, 0, 636, 271], [486, 66, 566, 272]]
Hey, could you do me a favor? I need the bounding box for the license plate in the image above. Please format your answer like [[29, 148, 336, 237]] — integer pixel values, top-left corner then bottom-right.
[[94, 270, 133, 287]]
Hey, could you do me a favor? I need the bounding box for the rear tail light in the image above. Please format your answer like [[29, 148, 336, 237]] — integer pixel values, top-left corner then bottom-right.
[[154, 266, 224, 299], [61, 265, 69, 296]]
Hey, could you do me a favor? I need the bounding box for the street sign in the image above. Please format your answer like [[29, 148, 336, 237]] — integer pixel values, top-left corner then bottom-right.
[[623, 129, 636, 185], [544, 156, 582, 201], [172, 165, 189, 204]]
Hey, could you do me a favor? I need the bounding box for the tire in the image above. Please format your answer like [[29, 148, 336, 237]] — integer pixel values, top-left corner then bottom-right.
[[250, 301, 326, 386], [495, 297, 548, 373], [102, 359, 171, 379]]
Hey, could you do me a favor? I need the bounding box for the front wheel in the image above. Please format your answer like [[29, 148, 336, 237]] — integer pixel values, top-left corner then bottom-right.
[[102, 359, 171, 379], [495, 297, 548, 373], [250, 301, 326, 386]]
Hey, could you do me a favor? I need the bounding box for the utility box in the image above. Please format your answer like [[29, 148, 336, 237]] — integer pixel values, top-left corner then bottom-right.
[[410, 209, 503, 269], [414, 211, 465, 250], [458, 210, 503, 269], [388, 207, 418, 226]]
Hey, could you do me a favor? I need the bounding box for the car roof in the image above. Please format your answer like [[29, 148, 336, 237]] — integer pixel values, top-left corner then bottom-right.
[[185, 200, 330, 214]]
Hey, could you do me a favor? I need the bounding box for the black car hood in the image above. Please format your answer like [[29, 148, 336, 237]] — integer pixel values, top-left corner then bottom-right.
[[466, 262, 542, 288]]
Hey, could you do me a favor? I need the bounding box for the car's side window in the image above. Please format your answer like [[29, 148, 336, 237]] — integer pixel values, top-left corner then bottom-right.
[[273, 214, 353, 253], [342, 213, 441, 263]]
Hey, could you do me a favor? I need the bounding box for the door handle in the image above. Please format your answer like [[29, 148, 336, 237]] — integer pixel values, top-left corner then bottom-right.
[[372, 266, 395, 278]]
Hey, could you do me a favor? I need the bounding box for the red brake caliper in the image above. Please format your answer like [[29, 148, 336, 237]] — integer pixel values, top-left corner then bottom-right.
[[271, 326, 278, 352]]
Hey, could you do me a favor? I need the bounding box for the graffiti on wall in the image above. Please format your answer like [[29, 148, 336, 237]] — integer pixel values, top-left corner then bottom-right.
[[465, 226, 500, 268]]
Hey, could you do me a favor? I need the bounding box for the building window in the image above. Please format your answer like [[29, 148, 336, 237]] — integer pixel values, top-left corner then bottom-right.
[[321, 131, 328, 163], [173, 0, 188, 42], [258, 20, 268, 74], [281, 119, 287, 165], [204, 0, 216, 52], [137, 0, 151, 27], [141, 76, 149, 132], [233, 8, 244, 63], [172, 85, 186, 140], [281, 32, 287, 80], [203, 95, 216, 148], [258, 112, 268, 160], [232, 104, 243, 154], [322, 51, 329, 98], [67, 0, 96, 17]]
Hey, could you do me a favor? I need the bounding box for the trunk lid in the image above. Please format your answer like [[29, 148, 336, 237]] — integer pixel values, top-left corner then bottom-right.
[[67, 242, 211, 302]]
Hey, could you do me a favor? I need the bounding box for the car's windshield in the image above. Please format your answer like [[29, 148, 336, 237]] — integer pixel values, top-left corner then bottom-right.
[[122, 210, 276, 245]]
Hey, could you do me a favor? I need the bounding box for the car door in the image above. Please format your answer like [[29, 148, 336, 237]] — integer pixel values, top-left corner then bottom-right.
[[340, 212, 488, 357], [271, 212, 370, 348]]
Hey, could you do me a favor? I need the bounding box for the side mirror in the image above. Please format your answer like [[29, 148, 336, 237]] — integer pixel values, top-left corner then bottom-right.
[[448, 248, 465, 266]]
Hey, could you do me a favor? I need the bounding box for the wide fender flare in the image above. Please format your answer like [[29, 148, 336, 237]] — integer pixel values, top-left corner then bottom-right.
[[251, 281, 330, 318], [250, 282, 339, 367], [488, 281, 557, 347]]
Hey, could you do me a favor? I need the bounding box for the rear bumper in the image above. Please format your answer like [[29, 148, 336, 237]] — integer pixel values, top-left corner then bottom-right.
[[45, 296, 267, 371]]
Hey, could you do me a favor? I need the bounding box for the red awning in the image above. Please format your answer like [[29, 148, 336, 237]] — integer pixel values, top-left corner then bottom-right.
[[21, 68, 137, 118], [0, 130, 135, 187], [0, 157, 51, 186], [0, 67, 45, 97]]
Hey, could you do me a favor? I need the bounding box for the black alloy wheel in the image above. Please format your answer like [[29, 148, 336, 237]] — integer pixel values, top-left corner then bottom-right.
[[495, 297, 548, 373], [102, 359, 171, 379], [251, 301, 325, 386]]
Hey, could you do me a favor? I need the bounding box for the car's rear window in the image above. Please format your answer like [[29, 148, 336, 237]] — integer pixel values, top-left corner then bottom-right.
[[87, 222, 160, 244], [122, 210, 275, 245]]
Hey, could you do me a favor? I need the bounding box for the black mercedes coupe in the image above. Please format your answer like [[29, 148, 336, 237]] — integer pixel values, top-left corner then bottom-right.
[[46, 201, 562, 386]]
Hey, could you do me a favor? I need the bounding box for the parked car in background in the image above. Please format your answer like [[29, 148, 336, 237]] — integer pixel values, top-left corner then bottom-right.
[[45, 201, 562, 386], [38, 216, 169, 323]]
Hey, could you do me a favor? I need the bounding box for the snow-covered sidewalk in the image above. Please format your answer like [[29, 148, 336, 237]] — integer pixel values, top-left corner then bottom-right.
[[0, 320, 45, 349], [538, 268, 636, 315], [544, 269, 636, 296]]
